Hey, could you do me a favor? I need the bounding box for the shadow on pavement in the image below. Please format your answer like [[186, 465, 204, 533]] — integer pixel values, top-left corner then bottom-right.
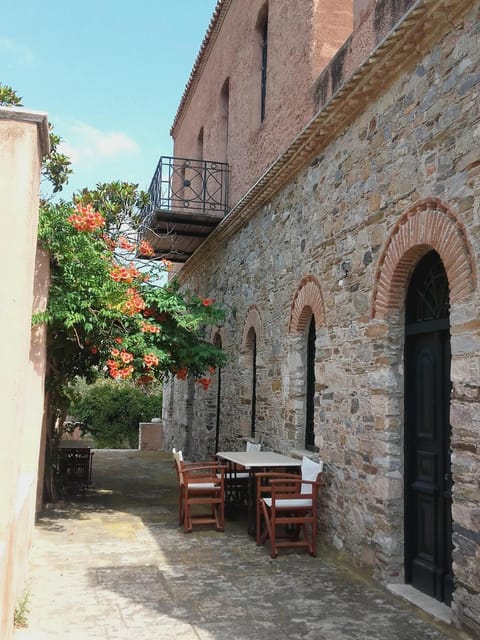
[[24, 450, 470, 640]]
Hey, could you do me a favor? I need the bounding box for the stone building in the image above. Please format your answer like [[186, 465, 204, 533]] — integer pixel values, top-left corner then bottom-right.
[[143, 0, 480, 634]]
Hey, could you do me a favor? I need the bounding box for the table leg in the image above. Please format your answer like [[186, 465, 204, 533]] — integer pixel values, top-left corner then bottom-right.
[[247, 470, 257, 537]]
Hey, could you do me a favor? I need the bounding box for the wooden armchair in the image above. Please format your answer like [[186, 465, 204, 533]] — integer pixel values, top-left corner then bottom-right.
[[256, 456, 323, 558], [173, 449, 226, 533]]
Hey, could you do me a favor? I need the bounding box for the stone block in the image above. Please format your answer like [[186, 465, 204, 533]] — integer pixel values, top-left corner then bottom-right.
[[138, 422, 164, 451]]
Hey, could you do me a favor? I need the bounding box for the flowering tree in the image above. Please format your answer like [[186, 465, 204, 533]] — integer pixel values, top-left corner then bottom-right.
[[38, 189, 225, 428], [38, 190, 225, 500]]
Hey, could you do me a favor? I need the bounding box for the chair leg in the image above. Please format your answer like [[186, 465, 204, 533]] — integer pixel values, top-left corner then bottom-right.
[[260, 501, 277, 558], [178, 493, 184, 526], [218, 496, 225, 531], [257, 501, 269, 546], [184, 507, 191, 533], [310, 516, 317, 556], [256, 499, 263, 545], [300, 517, 316, 556]]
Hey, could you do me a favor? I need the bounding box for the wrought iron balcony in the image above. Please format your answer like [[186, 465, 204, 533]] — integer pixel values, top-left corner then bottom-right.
[[141, 156, 230, 263]]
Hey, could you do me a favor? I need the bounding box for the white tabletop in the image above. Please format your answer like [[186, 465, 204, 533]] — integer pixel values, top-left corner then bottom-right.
[[217, 451, 301, 469]]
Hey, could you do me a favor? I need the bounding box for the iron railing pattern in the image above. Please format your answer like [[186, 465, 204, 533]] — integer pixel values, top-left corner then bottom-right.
[[142, 156, 230, 225]]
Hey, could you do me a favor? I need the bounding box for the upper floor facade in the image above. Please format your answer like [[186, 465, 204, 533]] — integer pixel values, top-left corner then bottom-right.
[[144, 0, 420, 264], [171, 0, 353, 208]]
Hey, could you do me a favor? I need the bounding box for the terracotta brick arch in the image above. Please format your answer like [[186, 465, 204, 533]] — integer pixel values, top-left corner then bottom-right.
[[289, 275, 325, 333], [241, 304, 263, 349], [372, 198, 476, 320]]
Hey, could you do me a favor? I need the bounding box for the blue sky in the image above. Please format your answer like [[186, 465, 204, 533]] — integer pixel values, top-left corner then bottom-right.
[[1, 1, 218, 199]]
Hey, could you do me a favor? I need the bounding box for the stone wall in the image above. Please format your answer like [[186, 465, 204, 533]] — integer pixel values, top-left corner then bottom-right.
[[164, 2, 480, 634]]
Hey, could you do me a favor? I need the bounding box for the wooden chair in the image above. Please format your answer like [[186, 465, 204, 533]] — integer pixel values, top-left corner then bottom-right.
[[256, 456, 323, 558], [173, 449, 226, 533]]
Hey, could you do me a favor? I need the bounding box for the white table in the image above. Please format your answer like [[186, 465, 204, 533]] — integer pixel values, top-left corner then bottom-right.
[[217, 451, 301, 469], [216, 451, 301, 534]]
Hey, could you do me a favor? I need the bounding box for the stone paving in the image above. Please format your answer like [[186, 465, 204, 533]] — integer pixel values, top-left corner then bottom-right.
[[15, 450, 472, 640]]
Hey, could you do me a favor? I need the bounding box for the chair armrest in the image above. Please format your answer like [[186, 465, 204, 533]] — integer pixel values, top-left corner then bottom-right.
[[183, 463, 226, 478], [269, 477, 321, 500], [255, 471, 300, 482], [256, 472, 302, 503], [256, 472, 300, 489]]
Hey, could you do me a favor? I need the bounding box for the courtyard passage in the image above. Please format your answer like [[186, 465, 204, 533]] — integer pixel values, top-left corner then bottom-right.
[[15, 450, 470, 640]]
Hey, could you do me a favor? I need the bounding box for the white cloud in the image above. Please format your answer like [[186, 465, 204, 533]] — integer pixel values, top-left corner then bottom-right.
[[0, 37, 33, 64], [58, 122, 140, 166]]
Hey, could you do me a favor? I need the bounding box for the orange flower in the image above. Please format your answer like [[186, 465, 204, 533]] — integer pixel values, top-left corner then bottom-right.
[[90, 346, 98, 354], [116, 365, 134, 379], [111, 348, 120, 357], [139, 240, 155, 257], [208, 366, 216, 374], [202, 298, 215, 306], [196, 377, 211, 391], [122, 288, 146, 315], [175, 368, 188, 380], [68, 204, 105, 232], [118, 236, 135, 251], [106, 359, 119, 378], [102, 234, 117, 250], [140, 321, 160, 334], [114, 337, 123, 344], [143, 353, 159, 368], [120, 351, 134, 364], [110, 263, 140, 284], [136, 374, 154, 386], [161, 258, 172, 271]]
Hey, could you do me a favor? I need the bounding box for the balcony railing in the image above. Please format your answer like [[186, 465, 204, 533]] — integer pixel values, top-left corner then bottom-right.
[[142, 156, 230, 227]]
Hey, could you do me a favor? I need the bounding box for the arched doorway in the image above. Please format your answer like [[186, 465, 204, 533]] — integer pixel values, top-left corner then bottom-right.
[[404, 250, 453, 604], [305, 315, 316, 451]]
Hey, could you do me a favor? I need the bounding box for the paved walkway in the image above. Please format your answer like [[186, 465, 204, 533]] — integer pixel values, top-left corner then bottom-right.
[[15, 450, 471, 640]]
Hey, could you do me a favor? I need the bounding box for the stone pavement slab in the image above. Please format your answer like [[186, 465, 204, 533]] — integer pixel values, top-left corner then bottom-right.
[[14, 450, 472, 640]]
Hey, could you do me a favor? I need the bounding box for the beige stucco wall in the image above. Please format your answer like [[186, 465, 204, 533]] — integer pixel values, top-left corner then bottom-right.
[[0, 107, 49, 640], [172, 0, 352, 208]]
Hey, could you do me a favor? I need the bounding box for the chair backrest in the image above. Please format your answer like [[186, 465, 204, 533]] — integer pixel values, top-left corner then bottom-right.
[[246, 441, 261, 453], [172, 449, 184, 484], [172, 448, 184, 462], [300, 456, 323, 494]]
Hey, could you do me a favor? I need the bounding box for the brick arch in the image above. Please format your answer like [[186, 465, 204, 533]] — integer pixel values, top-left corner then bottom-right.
[[372, 198, 476, 320], [289, 275, 325, 334], [241, 305, 263, 350]]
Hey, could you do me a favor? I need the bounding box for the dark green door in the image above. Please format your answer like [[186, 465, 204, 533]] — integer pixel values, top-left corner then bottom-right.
[[404, 250, 453, 604]]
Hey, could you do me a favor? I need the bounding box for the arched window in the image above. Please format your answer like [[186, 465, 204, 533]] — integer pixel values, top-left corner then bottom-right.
[[305, 316, 316, 450], [241, 306, 262, 440], [256, 4, 268, 122], [197, 126, 204, 161], [220, 78, 230, 163], [214, 333, 223, 452], [248, 328, 257, 438]]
